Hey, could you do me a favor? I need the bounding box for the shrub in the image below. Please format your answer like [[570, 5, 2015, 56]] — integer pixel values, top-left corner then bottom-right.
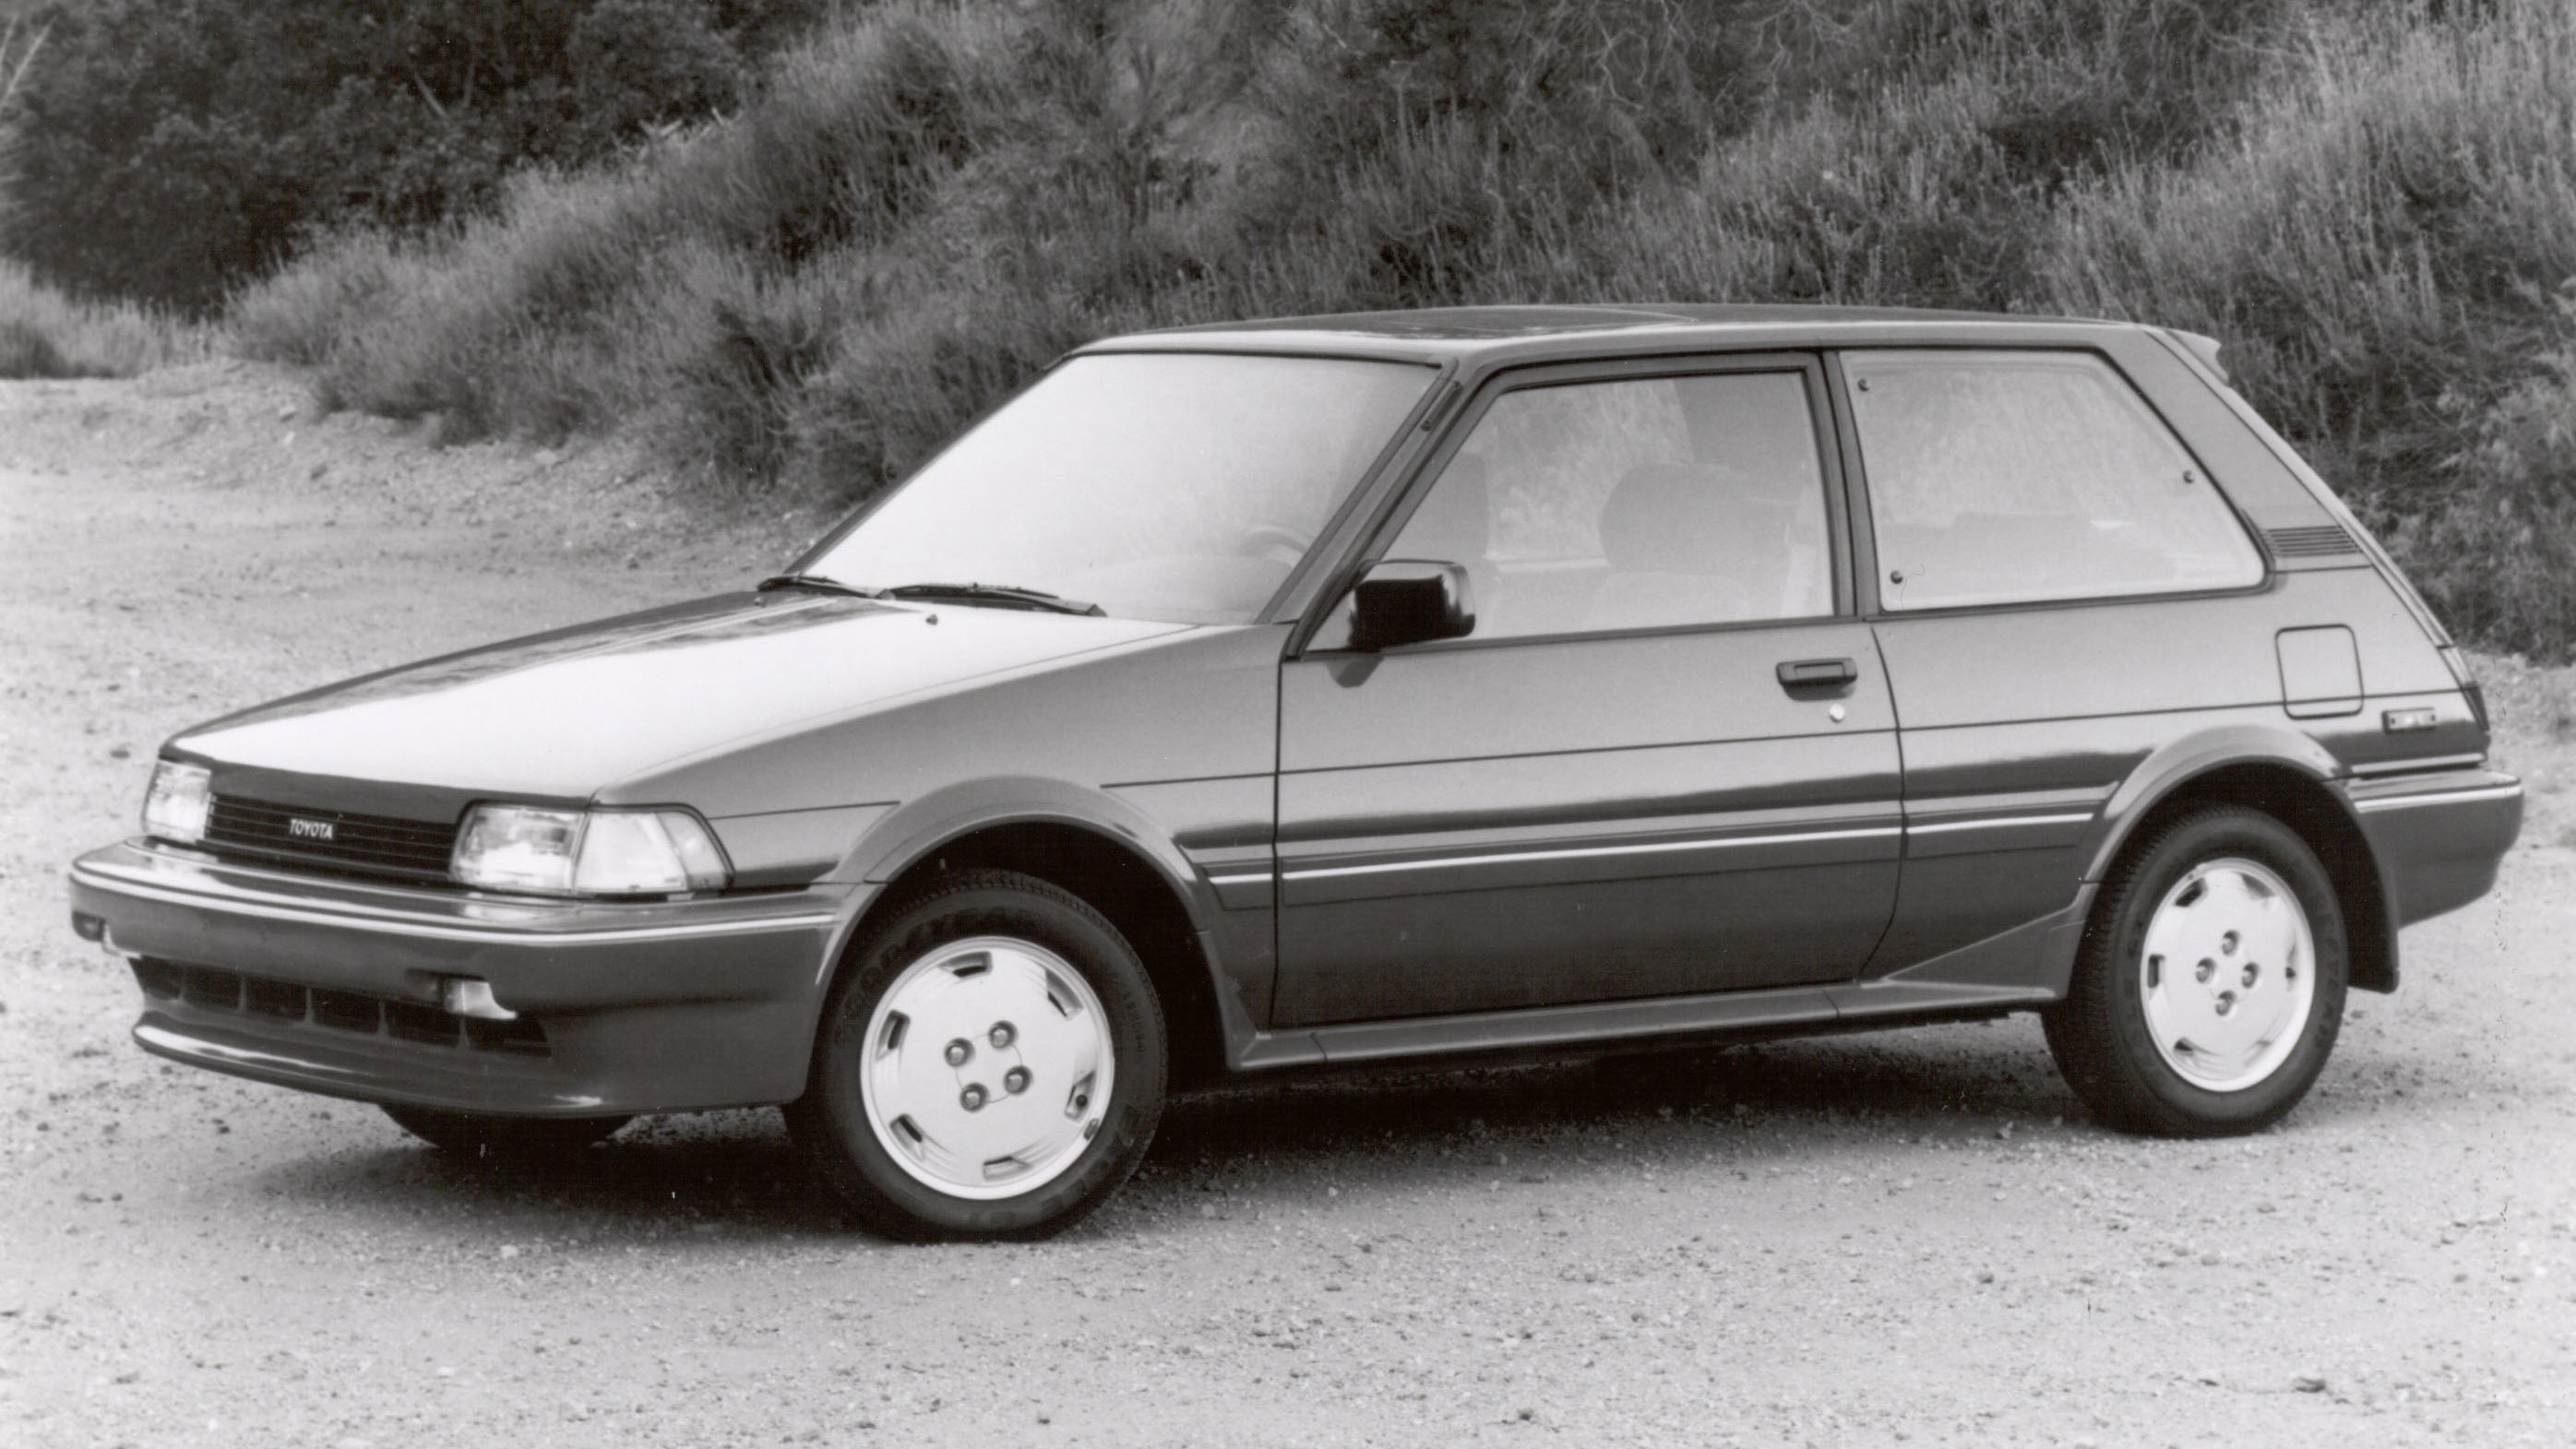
[[0, 0, 826, 313], [0, 313, 63, 376], [0, 256, 209, 377], [2403, 343, 2576, 659]]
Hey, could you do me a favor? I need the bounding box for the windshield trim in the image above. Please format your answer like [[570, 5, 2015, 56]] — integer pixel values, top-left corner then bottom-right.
[[781, 350, 1445, 625]]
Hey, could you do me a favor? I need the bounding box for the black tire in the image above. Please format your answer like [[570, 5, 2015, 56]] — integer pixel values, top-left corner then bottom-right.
[[2045, 804, 2347, 1136], [786, 869, 1166, 1241], [382, 1105, 633, 1160]]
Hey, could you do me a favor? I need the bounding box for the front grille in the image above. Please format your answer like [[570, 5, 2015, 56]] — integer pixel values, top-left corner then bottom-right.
[[2265, 524, 2363, 559], [133, 958, 548, 1055], [203, 795, 459, 885]]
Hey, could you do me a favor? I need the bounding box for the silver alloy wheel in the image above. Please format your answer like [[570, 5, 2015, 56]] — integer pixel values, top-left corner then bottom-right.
[[859, 935, 1115, 1200], [2138, 856, 2317, 1092]]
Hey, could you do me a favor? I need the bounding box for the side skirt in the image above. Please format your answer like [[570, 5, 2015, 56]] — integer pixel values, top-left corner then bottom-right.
[[1215, 889, 2095, 1075]]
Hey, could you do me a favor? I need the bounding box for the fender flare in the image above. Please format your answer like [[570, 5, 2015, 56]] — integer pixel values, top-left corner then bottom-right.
[[2078, 722, 2395, 992], [818, 775, 1245, 1031], [834, 775, 1219, 926], [2081, 723, 2351, 884]]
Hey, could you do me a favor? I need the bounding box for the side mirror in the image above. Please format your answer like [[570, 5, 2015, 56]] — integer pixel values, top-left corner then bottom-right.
[[1349, 560, 1475, 651]]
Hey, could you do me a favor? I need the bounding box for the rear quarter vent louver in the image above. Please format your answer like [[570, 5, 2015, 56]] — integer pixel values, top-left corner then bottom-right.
[[2264, 524, 2363, 559]]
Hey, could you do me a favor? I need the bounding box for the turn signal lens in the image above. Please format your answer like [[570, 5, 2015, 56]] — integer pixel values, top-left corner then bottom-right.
[[141, 760, 213, 845], [659, 812, 730, 887], [573, 811, 730, 895], [452, 804, 731, 897]]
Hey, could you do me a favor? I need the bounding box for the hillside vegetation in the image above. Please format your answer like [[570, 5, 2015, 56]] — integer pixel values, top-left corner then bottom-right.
[[0, 0, 830, 313], [0, 259, 211, 377], [7, 0, 2574, 656]]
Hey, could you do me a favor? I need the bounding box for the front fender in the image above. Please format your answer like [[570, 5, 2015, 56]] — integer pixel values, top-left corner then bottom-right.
[[833, 776, 1222, 938]]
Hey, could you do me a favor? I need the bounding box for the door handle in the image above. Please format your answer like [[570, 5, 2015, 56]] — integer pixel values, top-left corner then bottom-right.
[[1776, 657, 1858, 689]]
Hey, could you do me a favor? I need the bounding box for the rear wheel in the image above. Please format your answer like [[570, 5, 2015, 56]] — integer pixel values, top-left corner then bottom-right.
[[381, 1105, 632, 1160], [2044, 805, 2347, 1136], [787, 869, 1165, 1241]]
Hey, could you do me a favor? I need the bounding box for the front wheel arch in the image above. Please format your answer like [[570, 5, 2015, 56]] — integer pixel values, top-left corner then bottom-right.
[[826, 818, 1232, 1093]]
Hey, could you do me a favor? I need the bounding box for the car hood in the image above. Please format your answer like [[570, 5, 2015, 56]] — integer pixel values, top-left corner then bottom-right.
[[175, 592, 1190, 806]]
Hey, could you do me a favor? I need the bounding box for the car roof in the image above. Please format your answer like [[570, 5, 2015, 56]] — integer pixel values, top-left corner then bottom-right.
[[1074, 303, 2160, 369]]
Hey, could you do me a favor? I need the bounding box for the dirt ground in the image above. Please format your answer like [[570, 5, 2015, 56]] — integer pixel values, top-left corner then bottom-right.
[[4, 365, 2573, 1449]]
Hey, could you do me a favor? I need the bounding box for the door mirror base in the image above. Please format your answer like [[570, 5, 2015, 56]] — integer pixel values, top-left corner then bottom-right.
[[1350, 560, 1476, 651]]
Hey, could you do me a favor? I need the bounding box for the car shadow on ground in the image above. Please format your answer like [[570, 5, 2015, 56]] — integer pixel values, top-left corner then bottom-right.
[[247, 1109, 842, 1238], [244, 1022, 2098, 1240], [247, 1015, 2527, 1241], [1141, 1026, 2078, 1185]]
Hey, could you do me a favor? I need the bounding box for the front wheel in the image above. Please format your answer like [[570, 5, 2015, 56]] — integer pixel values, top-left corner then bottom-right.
[[787, 870, 1166, 1241], [2044, 805, 2347, 1136]]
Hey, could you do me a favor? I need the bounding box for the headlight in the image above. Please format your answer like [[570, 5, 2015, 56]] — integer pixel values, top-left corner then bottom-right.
[[141, 760, 213, 845], [451, 804, 731, 897]]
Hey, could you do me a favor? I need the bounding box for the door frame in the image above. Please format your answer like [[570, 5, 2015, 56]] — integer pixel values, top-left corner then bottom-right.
[[1286, 350, 1861, 660]]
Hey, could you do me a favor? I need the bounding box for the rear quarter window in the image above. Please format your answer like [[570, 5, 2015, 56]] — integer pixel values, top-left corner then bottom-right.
[[1846, 350, 2265, 612]]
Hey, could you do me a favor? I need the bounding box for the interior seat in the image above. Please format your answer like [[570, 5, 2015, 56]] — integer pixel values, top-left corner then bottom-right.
[[1584, 462, 1789, 632]]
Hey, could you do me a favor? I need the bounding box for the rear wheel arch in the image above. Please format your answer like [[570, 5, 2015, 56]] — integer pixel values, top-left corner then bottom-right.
[[832, 818, 1230, 1090], [2094, 761, 2392, 993]]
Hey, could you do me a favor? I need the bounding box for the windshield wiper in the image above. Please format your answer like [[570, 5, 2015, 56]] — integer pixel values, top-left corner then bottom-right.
[[880, 582, 1105, 616], [755, 573, 883, 599]]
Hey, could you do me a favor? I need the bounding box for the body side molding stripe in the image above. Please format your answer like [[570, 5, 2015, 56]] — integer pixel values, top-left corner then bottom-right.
[[2351, 784, 2523, 814], [1278, 824, 1902, 882], [2346, 754, 2486, 778], [1904, 813, 2096, 835]]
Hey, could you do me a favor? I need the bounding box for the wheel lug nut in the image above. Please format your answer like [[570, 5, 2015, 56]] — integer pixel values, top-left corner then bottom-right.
[[989, 1021, 1016, 1049], [2220, 931, 2239, 956], [2241, 962, 2260, 989], [960, 1084, 988, 1111], [2214, 992, 2236, 1017], [2194, 958, 2216, 985], [944, 1039, 973, 1067], [1005, 1066, 1032, 1094]]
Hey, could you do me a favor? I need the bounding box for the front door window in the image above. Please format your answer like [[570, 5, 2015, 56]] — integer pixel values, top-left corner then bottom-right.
[[1382, 370, 1834, 640]]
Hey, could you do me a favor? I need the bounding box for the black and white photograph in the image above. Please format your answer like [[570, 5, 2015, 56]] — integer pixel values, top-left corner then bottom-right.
[[4, 1, 2571, 1443]]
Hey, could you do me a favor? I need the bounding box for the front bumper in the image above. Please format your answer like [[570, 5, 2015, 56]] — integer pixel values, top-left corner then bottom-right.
[[2343, 766, 2522, 927], [69, 840, 862, 1115]]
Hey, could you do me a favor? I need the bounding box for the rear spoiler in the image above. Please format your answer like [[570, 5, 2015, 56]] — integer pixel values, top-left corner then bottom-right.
[[2165, 328, 2228, 383]]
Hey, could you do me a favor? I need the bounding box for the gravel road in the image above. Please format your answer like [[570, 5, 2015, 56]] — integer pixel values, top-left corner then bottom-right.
[[5, 366, 2573, 1448]]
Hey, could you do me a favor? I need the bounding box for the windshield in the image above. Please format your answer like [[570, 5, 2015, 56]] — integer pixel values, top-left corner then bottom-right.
[[800, 352, 1436, 624]]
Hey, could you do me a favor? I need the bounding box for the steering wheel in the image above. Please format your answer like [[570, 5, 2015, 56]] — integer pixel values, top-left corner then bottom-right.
[[1237, 524, 1310, 568]]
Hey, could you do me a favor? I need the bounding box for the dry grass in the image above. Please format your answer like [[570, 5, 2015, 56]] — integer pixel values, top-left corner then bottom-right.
[[0, 259, 212, 378]]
